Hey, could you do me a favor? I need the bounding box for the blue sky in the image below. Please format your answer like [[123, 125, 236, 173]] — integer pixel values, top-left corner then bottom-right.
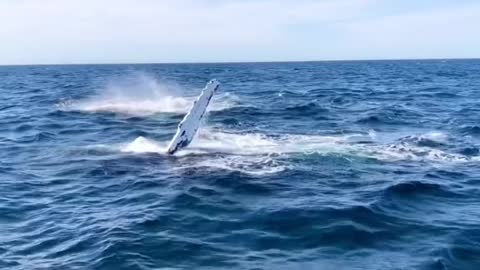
[[0, 0, 479, 65]]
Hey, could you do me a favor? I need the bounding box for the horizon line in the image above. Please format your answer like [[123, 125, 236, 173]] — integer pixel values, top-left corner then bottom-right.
[[1, 57, 479, 67]]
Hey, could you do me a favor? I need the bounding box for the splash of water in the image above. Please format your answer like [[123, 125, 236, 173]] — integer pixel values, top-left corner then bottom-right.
[[59, 73, 236, 116]]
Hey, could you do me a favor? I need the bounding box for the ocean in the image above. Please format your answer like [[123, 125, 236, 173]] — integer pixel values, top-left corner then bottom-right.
[[1, 60, 480, 269]]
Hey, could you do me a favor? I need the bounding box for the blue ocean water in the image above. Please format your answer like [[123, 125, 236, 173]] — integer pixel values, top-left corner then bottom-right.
[[1, 60, 480, 270]]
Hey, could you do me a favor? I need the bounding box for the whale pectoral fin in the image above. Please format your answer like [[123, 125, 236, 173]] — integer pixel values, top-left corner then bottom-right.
[[166, 79, 220, 155]]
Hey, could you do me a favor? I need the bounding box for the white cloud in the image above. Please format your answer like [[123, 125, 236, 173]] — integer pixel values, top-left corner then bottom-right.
[[0, 0, 478, 64]]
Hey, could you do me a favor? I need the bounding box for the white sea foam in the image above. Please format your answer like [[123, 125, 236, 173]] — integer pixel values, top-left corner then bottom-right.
[[357, 131, 475, 163], [118, 129, 356, 175], [122, 129, 357, 156], [117, 129, 476, 175], [122, 136, 166, 153], [420, 131, 449, 143], [190, 155, 288, 176], [368, 144, 472, 163], [59, 73, 236, 116]]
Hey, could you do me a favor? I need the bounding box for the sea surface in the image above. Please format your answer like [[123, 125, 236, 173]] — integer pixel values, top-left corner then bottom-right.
[[1, 60, 480, 270]]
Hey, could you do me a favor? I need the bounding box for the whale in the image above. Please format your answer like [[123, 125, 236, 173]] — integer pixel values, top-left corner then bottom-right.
[[167, 79, 220, 154]]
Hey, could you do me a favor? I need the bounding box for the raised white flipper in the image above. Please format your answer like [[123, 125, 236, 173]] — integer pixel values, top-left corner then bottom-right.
[[167, 79, 220, 154]]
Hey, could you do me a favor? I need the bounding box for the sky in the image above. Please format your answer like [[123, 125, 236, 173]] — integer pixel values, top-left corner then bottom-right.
[[0, 0, 479, 65]]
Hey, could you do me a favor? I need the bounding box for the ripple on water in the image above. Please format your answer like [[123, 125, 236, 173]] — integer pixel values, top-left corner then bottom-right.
[[2, 61, 480, 269]]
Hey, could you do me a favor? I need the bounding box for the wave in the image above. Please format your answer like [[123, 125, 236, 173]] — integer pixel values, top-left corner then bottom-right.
[[355, 105, 422, 126], [395, 131, 449, 147], [284, 102, 329, 115], [58, 73, 237, 116], [382, 181, 451, 198], [460, 125, 480, 136], [12, 131, 56, 143]]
